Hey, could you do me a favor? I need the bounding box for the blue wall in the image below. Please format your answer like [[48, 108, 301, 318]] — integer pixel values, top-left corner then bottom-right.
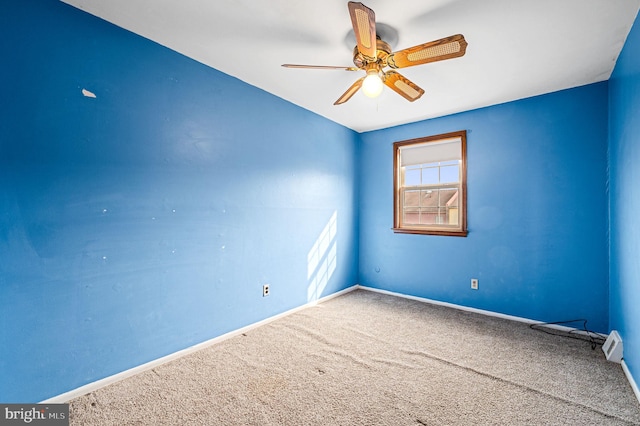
[[0, 0, 359, 402], [359, 83, 610, 331], [2, 0, 636, 405], [609, 13, 640, 384]]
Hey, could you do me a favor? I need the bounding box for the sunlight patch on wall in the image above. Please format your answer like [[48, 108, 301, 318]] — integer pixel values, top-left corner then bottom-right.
[[307, 211, 337, 302]]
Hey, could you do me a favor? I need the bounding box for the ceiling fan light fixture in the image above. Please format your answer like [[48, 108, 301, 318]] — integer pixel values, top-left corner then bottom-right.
[[282, 2, 467, 106], [362, 69, 383, 98]]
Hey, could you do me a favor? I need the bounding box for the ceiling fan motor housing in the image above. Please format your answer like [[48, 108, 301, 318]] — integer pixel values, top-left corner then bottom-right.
[[352, 38, 392, 69]]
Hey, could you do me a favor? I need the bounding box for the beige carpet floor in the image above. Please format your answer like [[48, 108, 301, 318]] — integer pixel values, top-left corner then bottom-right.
[[69, 289, 640, 425]]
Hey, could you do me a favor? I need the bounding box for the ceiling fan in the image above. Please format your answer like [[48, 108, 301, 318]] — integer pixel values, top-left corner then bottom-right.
[[282, 2, 468, 105]]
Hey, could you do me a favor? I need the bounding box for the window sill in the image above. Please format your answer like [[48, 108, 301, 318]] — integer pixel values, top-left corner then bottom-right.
[[391, 228, 468, 237]]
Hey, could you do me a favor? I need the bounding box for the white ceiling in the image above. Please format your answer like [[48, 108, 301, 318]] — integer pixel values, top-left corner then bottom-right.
[[61, 0, 639, 133]]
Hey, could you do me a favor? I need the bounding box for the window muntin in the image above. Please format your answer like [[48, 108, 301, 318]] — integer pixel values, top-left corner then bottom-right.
[[393, 131, 467, 236]]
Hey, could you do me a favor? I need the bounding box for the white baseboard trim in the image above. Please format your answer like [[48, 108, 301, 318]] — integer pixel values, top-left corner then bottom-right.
[[622, 360, 640, 404], [43, 284, 623, 404], [356, 285, 606, 337], [359, 286, 640, 404], [40, 285, 359, 404]]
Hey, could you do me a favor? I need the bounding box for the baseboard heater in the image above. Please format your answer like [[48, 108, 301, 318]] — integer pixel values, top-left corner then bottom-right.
[[602, 330, 623, 363]]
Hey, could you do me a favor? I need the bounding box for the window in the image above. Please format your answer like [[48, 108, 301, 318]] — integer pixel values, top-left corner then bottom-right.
[[393, 130, 467, 236]]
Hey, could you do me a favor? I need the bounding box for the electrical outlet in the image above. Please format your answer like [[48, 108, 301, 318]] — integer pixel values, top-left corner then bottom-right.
[[263, 284, 270, 297], [471, 279, 479, 290]]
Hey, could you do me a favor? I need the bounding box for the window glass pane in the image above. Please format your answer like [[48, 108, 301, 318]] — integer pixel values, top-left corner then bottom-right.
[[419, 207, 438, 225], [421, 167, 439, 185], [448, 207, 459, 225], [420, 207, 448, 225], [441, 189, 460, 225], [420, 190, 435, 206], [404, 190, 420, 206], [417, 189, 460, 225], [403, 208, 419, 225], [405, 167, 421, 186], [439, 188, 459, 207], [440, 164, 459, 183]]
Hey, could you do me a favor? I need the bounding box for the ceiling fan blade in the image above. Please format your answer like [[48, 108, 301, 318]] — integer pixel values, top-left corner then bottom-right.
[[348, 2, 376, 60], [334, 77, 365, 105], [282, 64, 359, 71], [387, 34, 468, 69], [384, 71, 425, 102]]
